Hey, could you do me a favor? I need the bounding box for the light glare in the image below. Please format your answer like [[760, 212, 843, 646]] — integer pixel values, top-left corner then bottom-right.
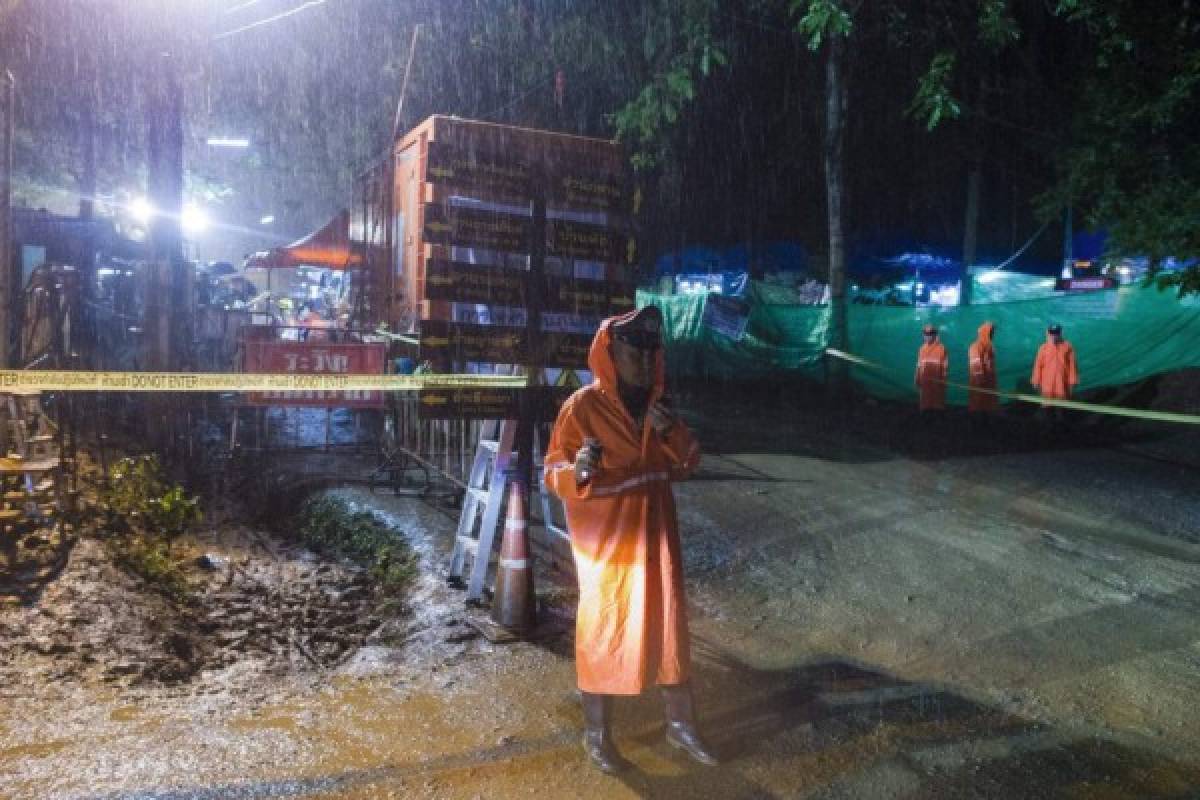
[[207, 137, 251, 148], [183, 204, 209, 235], [129, 198, 154, 224]]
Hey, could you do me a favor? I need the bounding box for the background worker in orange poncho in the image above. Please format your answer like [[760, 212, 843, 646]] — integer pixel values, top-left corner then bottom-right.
[[1031, 323, 1079, 422], [544, 305, 718, 774], [968, 321, 998, 413], [914, 324, 949, 410]]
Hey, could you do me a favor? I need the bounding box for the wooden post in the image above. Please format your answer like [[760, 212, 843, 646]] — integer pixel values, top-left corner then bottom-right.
[[515, 185, 546, 497]]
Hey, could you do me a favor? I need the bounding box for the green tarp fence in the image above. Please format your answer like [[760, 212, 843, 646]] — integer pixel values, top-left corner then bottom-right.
[[638, 281, 1200, 405]]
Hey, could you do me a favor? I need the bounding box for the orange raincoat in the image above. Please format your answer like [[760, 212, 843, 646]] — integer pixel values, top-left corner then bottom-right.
[[915, 340, 948, 410], [967, 322, 998, 412], [544, 314, 701, 695], [1031, 338, 1078, 400]]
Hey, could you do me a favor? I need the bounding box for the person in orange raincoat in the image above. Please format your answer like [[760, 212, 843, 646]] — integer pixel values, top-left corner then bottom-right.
[[1031, 323, 1078, 419], [968, 321, 998, 412], [544, 305, 718, 774], [914, 324, 948, 410]]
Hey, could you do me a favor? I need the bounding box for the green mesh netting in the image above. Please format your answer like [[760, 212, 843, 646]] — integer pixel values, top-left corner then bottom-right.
[[639, 280, 1200, 405]]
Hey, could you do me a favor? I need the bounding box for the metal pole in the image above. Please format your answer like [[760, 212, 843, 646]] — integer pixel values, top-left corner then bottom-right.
[[0, 70, 15, 368]]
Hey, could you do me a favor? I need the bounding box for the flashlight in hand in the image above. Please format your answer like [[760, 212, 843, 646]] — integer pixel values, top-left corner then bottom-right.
[[577, 437, 602, 485]]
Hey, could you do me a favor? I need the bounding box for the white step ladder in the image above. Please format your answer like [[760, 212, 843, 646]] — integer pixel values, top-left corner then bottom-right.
[[449, 419, 517, 602], [449, 419, 567, 602]]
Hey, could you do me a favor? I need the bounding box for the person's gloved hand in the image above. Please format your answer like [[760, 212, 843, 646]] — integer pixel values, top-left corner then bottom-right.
[[575, 437, 602, 485]]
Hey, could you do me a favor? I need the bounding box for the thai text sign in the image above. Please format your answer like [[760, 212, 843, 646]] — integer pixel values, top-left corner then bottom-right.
[[549, 173, 626, 213], [420, 320, 528, 364], [546, 219, 627, 263], [418, 388, 522, 420], [425, 143, 531, 200], [423, 204, 530, 253], [425, 260, 529, 306], [418, 386, 573, 420], [420, 320, 590, 369], [242, 341, 386, 407], [543, 276, 635, 316]]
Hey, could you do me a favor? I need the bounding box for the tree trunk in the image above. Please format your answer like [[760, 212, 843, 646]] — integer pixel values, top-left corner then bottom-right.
[[79, 52, 98, 368], [961, 160, 980, 305], [824, 34, 849, 396], [145, 54, 184, 374], [0, 71, 14, 368]]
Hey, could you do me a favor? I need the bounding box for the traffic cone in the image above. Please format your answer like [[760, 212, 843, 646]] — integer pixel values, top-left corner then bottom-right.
[[490, 478, 537, 633]]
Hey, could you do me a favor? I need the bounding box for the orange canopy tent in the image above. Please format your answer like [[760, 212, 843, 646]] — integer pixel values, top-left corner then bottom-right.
[[244, 209, 361, 270]]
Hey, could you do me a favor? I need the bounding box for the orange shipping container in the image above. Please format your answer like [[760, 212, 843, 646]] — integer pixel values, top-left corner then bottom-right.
[[350, 115, 633, 334]]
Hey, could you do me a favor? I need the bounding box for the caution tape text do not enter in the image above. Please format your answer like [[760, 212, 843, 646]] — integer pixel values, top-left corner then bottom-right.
[[0, 370, 528, 393]]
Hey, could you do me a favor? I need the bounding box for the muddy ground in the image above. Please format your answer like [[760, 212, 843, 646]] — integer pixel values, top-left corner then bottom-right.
[[2, 385, 1199, 799]]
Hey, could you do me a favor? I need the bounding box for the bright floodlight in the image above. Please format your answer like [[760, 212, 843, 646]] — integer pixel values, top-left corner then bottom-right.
[[207, 137, 250, 148], [129, 197, 154, 224], [182, 204, 209, 236], [260, 214, 275, 225]]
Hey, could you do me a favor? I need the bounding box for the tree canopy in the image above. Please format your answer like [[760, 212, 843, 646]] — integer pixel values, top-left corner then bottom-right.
[[0, 0, 1196, 293]]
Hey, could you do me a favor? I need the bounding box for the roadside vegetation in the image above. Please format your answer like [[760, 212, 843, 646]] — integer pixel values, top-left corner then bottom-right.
[[294, 494, 418, 599], [99, 455, 202, 603]]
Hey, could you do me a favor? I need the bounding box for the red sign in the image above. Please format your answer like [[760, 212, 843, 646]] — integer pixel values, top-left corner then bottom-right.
[[1056, 277, 1116, 291], [242, 341, 386, 407]]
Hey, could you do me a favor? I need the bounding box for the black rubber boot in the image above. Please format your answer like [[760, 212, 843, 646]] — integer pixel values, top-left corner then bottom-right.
[[581, 692, 629, 774], [661, 683, 720, 766]]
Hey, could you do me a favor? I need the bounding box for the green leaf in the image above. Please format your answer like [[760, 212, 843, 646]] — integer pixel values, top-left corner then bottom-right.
[[793, 0, 853, 51], [979, 0, 1020, 49], [909, 52, 962, 130]]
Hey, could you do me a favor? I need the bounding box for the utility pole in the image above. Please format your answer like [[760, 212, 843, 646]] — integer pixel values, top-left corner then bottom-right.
[[0, 70, 15, 368], [391, 24, 421, 141]]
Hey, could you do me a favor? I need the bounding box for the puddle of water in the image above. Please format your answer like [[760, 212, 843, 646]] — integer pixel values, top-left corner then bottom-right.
[[228, 714, 305, 734], [109, 706, 140, 722], [0, 740, 70, 760]]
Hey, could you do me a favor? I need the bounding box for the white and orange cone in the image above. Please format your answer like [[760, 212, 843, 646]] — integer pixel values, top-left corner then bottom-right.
[[490, 478, 537, 632]]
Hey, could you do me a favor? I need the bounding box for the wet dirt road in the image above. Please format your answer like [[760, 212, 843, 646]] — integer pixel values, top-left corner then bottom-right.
[[3, 406, 1200, 799]]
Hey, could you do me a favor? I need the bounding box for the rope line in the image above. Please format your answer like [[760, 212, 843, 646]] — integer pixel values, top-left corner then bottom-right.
[[825, 348, 1200, 426]]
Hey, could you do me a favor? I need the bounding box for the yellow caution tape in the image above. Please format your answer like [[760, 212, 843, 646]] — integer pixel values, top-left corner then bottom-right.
[[0, 370, 528, 393], [825, 348, 1200, 426]]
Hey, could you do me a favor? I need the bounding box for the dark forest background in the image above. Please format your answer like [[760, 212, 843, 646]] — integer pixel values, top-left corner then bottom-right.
[[2, 0, 1196, 293]]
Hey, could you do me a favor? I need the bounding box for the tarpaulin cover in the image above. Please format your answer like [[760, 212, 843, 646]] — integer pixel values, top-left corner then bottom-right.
[[639, 278, 1200, 405], [653, 241, 808, 276], [244, 209, 361, 270]]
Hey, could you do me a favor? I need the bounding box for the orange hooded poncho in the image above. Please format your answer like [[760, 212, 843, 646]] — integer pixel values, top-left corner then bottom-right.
[[1032, 335, 1079, 400], [544, 311, 701, 695], [915, 337, 948, 411], [968, 322, 998, 412]]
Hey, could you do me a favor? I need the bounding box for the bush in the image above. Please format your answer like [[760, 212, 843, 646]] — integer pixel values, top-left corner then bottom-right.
[[103, 455, 202, 537], [112, 535, 192, 603], [102, 455, 202, 602], [295, 495, 417, 595]]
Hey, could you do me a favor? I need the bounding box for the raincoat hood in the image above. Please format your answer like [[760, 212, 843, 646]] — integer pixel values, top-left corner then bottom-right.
[[977, 322, 995, 349], [587, 309, 666, 400]]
